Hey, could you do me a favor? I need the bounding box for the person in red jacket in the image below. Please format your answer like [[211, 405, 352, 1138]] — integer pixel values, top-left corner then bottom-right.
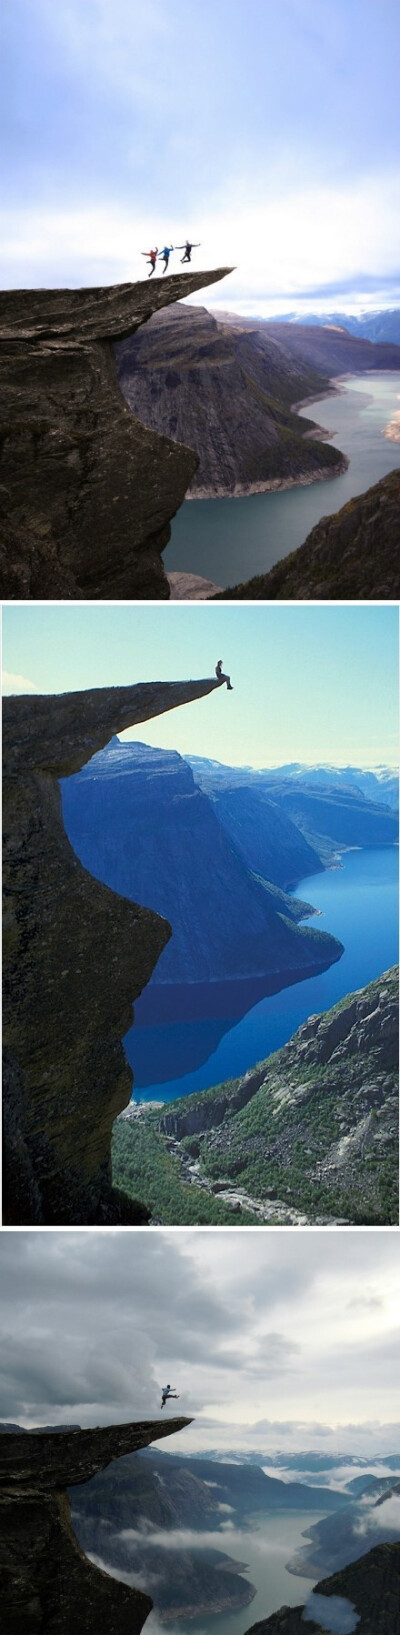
[[141, 248, 158, 276]]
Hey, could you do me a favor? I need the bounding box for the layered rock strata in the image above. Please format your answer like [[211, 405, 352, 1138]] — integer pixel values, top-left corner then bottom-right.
[[2, 678, 220, 1224], [0, 271, 231, 599], [0, 1417, 191, 1635]]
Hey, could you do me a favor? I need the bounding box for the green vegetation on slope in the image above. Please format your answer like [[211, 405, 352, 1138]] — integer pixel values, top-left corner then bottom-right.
[[113, 969, 398, 1226], [112, 1118, 256, 1225]]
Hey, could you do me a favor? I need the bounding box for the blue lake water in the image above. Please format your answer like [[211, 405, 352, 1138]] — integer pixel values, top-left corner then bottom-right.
[[127, 846, 398, 1104], [164, 372, 400, 586]]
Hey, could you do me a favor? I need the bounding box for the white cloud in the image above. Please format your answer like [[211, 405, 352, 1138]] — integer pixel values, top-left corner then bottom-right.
[[302, 1591, 360, 1632], [1, 167, 399, 300], [354, 1492, 400, 1537], [2, 670, 39, 695]]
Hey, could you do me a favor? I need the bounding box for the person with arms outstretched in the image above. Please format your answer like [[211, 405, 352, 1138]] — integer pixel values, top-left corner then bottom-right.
[[177, 240, 201, 264], [215, 659, 233, 690], [161, 1384, 180, 1408], [159, 246, 174, 273], [141, 248, 158, 277]]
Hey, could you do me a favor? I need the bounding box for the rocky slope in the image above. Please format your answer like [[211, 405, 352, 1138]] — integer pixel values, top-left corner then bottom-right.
[[116, 303, 346, 497], [214, 469, 400, 599], [0, 1415, 191, 1635], [0, 270, 231, 600], [115, 969, 399, 1225], [244, 1542, 400, 1634], [61, 738, 343, 985], [2, 677, 222, 1225]]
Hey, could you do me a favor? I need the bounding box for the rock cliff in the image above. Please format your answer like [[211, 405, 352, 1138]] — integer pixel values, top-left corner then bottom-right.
[[244, 1541, 400, 1634], [116, 304, 345, 497], [114, 970, 399, 1224], [0, 271, 231, 600], [0, 1416, 191, 1635], [214, 469, 400, 600], [2, 677, 221, 1225]]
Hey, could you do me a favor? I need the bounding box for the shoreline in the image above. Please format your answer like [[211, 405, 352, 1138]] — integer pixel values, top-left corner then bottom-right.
[[185, 457, 349, 501], [183, 369, 400, 502], [183, 374, 356, 502]]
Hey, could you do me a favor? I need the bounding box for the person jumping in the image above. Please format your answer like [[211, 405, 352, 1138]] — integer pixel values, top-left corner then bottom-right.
[[215, 659, 233, 690], [177, 241, 201, 264], [141, 248, 158, 277], [161, 1384, 180, 1408], [159, 246, 174, 273]]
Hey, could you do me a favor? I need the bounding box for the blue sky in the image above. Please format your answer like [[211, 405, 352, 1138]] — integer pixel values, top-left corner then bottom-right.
[[1, 0, 399, 311], [2, 603, 398, 768]]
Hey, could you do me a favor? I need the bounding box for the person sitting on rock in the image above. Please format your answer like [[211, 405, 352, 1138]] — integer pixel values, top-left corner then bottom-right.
[[161, 1384, 180, 1408], [177, 240, 201, 263], [159, 246, 174, 273], [215, 659, 233, 690], [141, 248, 158, 277]]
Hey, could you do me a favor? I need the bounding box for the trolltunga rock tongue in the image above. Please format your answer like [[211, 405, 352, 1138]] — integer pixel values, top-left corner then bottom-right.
[[0, 269, 232, 601], [0, 1417, 192, 1635]]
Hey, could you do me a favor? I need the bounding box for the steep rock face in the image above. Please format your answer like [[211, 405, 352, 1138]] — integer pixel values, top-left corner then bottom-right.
[[214, 470, 400, 600], [127, 970, 399, 1225], [244, 1542, 400, 1634], [0, 271, 231, 600], [61, 738, 343, 985], [116, 304, 345, 496], [0, 1416, 191, 1635], [2, 678, 220, 1225]]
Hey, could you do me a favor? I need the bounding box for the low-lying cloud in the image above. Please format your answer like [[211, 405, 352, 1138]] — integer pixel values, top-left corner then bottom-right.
[[302, 1592, 360, 1632], [354, 1492, 400, 1537]]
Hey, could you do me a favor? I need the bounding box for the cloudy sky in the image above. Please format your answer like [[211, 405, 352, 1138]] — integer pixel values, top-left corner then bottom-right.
[[2, 603, 398, 769], [1, 1229, 399, 1456], [1, 0, 399, 311]]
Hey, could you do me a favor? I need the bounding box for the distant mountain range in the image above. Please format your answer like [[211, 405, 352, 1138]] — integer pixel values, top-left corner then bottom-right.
[[261, 308, 400, 344]]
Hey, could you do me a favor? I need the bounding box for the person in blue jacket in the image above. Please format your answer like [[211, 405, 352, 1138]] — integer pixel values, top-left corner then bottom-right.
[[159, 246, 174, 273], [161, 1384, 180, 1408]]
